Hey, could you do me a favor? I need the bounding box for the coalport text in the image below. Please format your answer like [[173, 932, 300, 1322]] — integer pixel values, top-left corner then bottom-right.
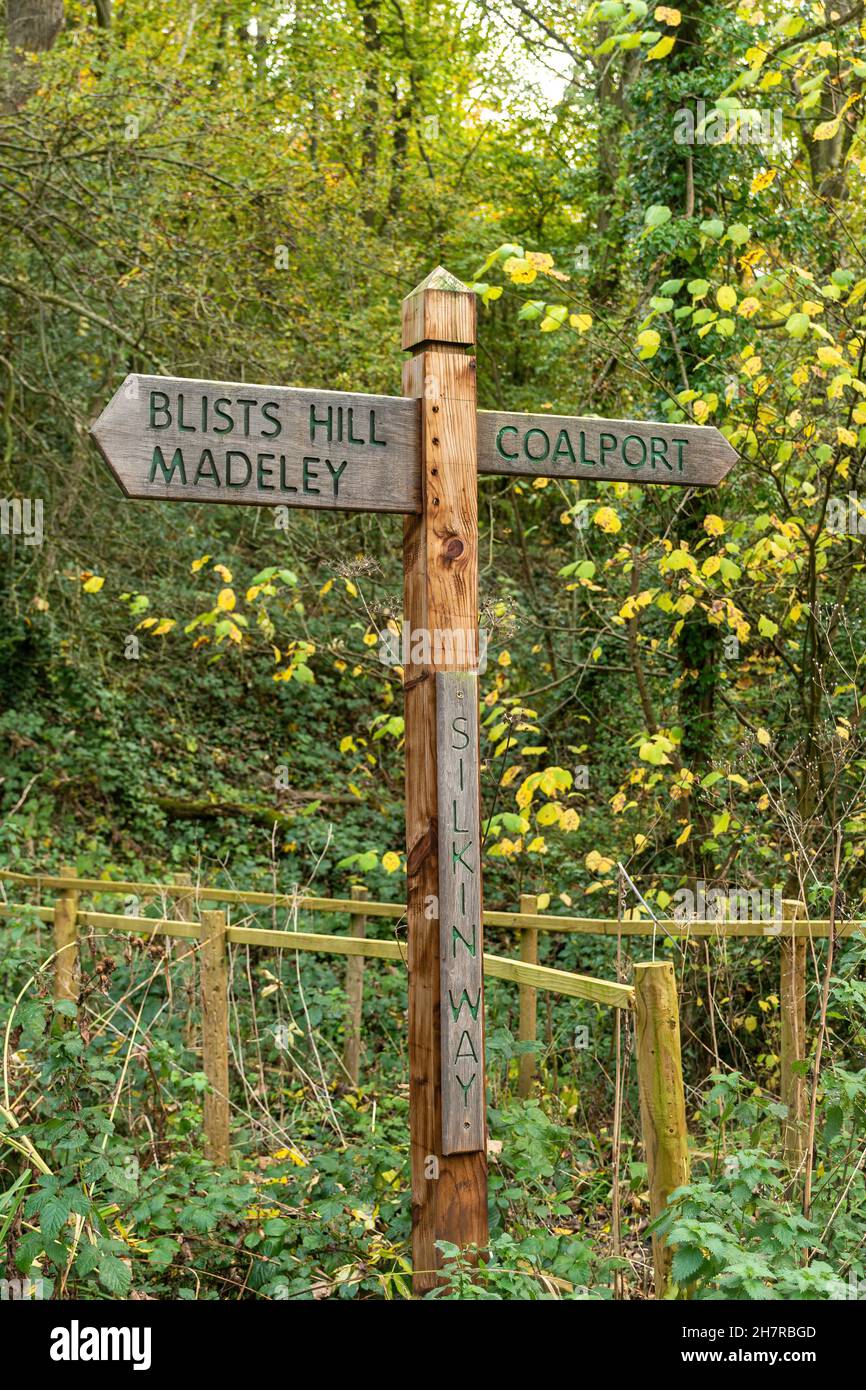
[[147, 391, 386, 499]]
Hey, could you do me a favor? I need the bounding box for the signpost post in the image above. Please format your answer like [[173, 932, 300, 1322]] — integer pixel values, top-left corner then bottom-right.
[[91, 265, 738, 1294]]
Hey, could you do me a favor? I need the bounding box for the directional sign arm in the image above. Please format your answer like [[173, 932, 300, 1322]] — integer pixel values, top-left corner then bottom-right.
[[477, 410, 738, 487], [90, 374, 422, 515]]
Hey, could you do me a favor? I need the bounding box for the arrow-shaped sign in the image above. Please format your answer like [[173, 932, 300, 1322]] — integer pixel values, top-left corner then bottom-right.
[[477, 409, 737, 487], [90, 374, 422, 515]]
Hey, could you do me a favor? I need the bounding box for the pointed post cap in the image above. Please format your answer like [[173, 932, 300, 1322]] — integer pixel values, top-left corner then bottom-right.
[[402, 265, 476, 351]]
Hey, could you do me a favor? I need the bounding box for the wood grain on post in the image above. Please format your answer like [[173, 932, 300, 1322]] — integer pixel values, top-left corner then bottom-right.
[[200, 909, 230, 1164], [172, 872, 197, 1050], [342, 884, 368, 1086], [780, 898, 808, 1169], [53, 867, 80, 1014], [518, 893, 538, 1098], [402, 265, 488, 1292], [634, 961, 690, 1298]]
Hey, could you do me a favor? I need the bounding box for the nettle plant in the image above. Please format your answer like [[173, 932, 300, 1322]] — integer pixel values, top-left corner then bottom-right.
[[653, 1067, 866, 1299]]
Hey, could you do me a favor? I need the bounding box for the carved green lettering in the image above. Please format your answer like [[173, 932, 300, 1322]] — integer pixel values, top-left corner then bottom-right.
[[260, 401, 281, 438], [552, 429, 576, 465], [622, 433, 647, 468], [579, 430, 597, 466], [149, 445, 186, 484], [193, 449, 219, 486], [257, 453, 276, 490], [523, 427, 550, 461], [302, 457, 320, 494], [176, 393, 195, 433], [369, 409, 386, 447], [454, 1030, 479, 1064], [309, 404, 332, 442], [650, 433, 670, 472], [452, 839, 474, 873], [325, 459, 348, 496], [496, 425, 518, 459], [449, 987, 481, 1022], [226, 451, 252, 487], [149, 391, 171, 429], [451, 922, 477, 957], [456, 1071, 476, 1104], [600, 432, 617, 468]]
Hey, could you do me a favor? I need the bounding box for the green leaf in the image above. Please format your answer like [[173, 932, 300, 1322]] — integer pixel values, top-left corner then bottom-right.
[[99, 1254, 132, 1297], [644, 204, 672, 229]]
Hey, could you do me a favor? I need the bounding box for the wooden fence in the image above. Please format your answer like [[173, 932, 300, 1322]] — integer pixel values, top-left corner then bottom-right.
[[4, 867, 853, 1292]]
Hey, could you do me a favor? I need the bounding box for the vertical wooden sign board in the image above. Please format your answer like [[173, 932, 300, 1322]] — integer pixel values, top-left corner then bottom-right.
[[402, 268, 488, 1293], [436, 672, 485, 1152]]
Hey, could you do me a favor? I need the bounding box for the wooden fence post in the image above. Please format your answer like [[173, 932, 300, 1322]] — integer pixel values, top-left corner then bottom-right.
[[53, 866, 79, 1015], [402, 266, 488, 1292], [342, 884, 368, 1086], [780, 898, 808, 1169], [518, 893, 538, 1097], [634, 960, 690, 1299], [200, 909, 230, 1164], [172, 872, 197, 1050]]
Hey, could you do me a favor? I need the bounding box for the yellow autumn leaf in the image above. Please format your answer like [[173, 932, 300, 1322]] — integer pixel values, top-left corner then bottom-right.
[[817, 345, 844, 367], [381, 851, 401, 873], [569, 313, 592, 332], [756, 728, 771, 747], [738, 296, 760, 318], [498, 650, 511, 667], [716, 285, 737, 311], [191, 554, 211, 573], [319, 578, 334, 596], [703, 513, 725, 537], [636, 328, 661, 359], [362, 632, 378, 646], [654, 5, 681, 23], [153, 619, 175, 636], [813, 117, 841, 142], [749, 168, 776, 194], [675, 823, 692, 848], [646, 35, 675, 59], [838, 427, 858, 447], [594, 505, 621, 534], [213, 564, 232, 583], [82, 575, 104, 593], [559, 808, 580, 832], [217, 587, 236, 611], [344, 579, 358, 597]]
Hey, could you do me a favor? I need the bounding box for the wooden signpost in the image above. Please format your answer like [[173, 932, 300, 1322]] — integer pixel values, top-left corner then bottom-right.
[[91, 265, 738, 1294]]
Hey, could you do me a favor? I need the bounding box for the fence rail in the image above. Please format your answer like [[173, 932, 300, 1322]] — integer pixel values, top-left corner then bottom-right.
[[0, 869, 856, 935]]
